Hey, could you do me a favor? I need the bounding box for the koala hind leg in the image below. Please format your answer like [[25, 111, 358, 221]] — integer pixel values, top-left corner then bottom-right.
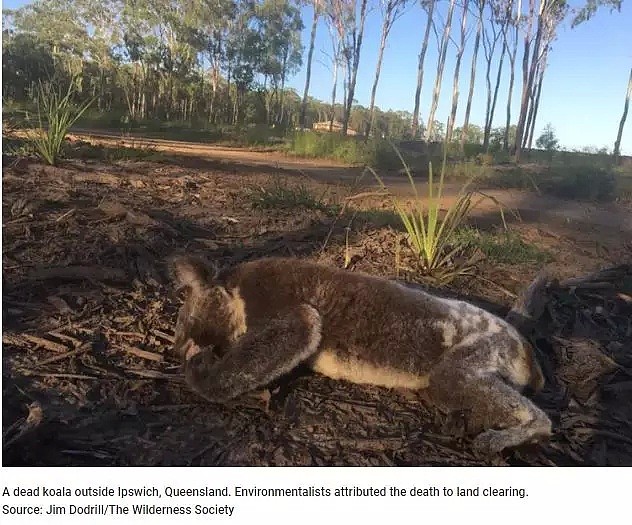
[[428, 345, 552, 455], [184, 304, 321, 403]]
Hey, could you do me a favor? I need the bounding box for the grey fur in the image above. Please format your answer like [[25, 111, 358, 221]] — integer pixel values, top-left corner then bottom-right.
[[170, 256, 552, 454]]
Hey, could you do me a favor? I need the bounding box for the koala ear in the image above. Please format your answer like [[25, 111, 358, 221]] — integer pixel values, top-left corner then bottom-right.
[[169, 255, 216, 295]]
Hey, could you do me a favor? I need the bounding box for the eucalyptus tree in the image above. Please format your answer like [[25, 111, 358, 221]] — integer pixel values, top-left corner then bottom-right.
[[254, 0, 303, 126], [366, 0, 409, 139], [500, 0, 519, 151], [613, 67, 631, 159], [8, 0, 90, 80], [481, 0, 505, 150], [446, 0, 470, 144], [461, 0, 485, 150], [327, 0, 370, 135], [411, 0, 436, 138], [523, 0, 568, 150], [1, 20, 56, 102], [300, 0, 323, 127], [513, 0, 569, 161], [425, 0, 457, 141], [194, 0, 237, 123]]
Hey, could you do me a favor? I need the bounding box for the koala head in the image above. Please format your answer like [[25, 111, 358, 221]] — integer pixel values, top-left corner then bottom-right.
[[170, 256, 237, 361]]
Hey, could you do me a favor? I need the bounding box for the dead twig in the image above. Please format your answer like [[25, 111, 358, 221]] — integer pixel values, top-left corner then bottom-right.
[[36, 343, 92, 367], [121, 345, 164, 362], [55, 208, 76, 222], [125, 369, 182, 380], [152, 329, 175, 343], [343, 190, 389, 202], [18, 370, 99, 380], [22, 334, 69, 353]]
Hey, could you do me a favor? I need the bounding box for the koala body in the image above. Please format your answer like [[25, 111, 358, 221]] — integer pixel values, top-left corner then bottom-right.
[[171, 256, 552, 454]]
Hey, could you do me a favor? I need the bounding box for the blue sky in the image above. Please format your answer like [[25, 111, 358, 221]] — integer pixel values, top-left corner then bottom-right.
[[3, 0, 631, 153], [288, 1, 632, 154]]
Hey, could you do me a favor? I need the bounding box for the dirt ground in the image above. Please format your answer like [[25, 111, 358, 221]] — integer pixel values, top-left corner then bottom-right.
[[2, 141, 632, 466]]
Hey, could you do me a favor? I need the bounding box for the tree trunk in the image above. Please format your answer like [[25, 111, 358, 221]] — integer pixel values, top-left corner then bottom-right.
[[367, 9, 391, 139], [461, 1, 484, 150], [504, 18, 518, 151], [523, 57, 542, 150], [411, 0, 436, 138], [514, 0, 543, 162], [484, 38, 506, 150], [342, 0, 369, 136], [481, 5, 502, 151], [330, 59, 338, 132], [447, 0, 469, 144], [526, 65, 545, 150], [426, 0, 457, 140], [279, 49, 288, 126], [300, 6, 319, 128], [614, 67, 632, 158]]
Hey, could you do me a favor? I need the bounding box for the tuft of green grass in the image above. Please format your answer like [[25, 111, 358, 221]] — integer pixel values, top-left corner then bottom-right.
[[246, 180, 338, 214], [371, 145, 480, 284], [29, 80, 95, 165], [454, 227, 553, 264]]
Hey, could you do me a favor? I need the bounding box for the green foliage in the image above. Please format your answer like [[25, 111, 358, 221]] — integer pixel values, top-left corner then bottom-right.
[[454, 227, 553, 265], [539, 165, 617, 201], [571, 0, 623, 27], [536, 123, 559, 153], [286, 131, 401, 168], [475, 153, 494, 166], [29, 80, 94, 165], [245, 179, 338, 214], [371, 147, 479, 284]]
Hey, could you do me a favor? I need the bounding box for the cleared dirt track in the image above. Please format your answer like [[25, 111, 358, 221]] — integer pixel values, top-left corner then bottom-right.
[[70, 129, 632, 235]]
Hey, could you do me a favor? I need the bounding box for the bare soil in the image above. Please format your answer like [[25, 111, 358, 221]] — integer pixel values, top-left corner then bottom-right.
[[2, 144, 632, 466]]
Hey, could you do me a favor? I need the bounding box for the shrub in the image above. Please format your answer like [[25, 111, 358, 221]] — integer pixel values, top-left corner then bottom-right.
[[29, 80, 94, 165], [536, 123, 559, 153], [286, 130, 401, 168], [540, 166, 617, 201]]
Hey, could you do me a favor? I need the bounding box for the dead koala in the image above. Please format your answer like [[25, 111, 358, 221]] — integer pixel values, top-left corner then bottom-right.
[[170, 256, 551, 454]]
